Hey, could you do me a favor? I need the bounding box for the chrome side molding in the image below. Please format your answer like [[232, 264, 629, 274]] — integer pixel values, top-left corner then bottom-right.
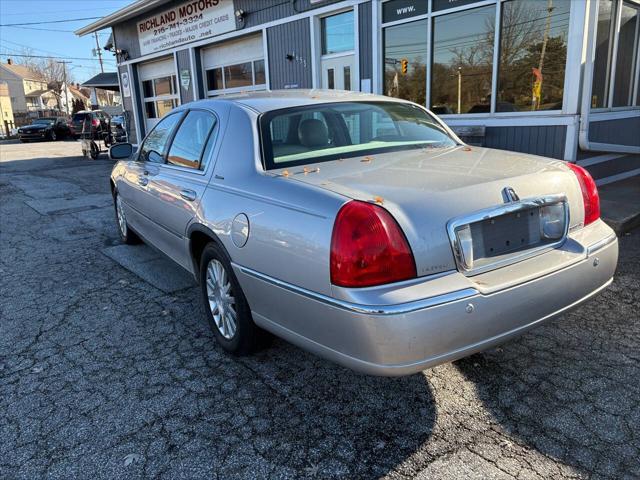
[[234, 264, 478, 316]]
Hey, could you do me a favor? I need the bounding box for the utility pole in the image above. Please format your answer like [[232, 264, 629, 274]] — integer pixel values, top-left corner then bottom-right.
[[56, 60, 72, 115], [94, 32, 104, 73], [534, 0, 554, 110], [457, 67, 462, 114]]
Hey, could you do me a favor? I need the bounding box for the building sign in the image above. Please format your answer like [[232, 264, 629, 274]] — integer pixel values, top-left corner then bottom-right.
[[180, 69, 191, 90], [432, 0, 485, 12], [121, 72, 131, 97], [382, 0, 428, 23], [137, 0, 235, 56]]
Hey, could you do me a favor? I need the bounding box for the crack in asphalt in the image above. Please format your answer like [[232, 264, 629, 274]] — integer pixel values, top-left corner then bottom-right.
[[0, 152, 638, 479]]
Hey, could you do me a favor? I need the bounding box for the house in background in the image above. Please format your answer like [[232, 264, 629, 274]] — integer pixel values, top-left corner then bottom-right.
[[0, 81, 16, 137], [0, 59, 58, 125]]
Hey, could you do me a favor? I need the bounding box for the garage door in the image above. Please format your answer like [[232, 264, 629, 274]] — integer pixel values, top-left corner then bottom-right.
[[138, 57, 179, 133], [202, 34, 266, 96]]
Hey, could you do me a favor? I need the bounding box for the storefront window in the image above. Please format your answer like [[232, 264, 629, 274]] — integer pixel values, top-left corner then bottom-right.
[[254, 60, 265, 85], [592, 0, 614, 108], [154, 76, 173, 96], [206, 68, 223, 91], [142, 80, 154, 98], [224, 62, 253, 89], [432, 5, 495, 114], [383, 19, 428, 106], [321, 11, 354, 55], [205, 59, 266, 94], [497, 0, 571, 112], [612, 2, 640, 107]]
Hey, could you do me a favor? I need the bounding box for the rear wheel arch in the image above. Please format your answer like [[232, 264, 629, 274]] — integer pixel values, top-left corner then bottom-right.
[[188, 224, 229, 280]]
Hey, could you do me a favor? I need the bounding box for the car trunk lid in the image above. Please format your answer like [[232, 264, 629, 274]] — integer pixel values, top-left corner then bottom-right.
[[275, 146, 583, 278]]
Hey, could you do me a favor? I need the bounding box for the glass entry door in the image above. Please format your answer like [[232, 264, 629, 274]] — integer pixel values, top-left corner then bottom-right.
[[321, 55, 355, 90], [320, 10, 355, 91]]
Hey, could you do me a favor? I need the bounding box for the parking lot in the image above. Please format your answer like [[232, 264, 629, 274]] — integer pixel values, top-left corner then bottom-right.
[[0, 140, 638, 479]]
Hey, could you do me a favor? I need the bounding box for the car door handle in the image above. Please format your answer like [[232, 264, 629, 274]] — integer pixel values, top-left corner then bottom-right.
[[138, 177, 148, 187], [180, 189, 197, 202]]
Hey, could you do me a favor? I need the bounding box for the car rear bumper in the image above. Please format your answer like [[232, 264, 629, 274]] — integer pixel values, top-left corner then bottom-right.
[[234, 221, 618, 376]]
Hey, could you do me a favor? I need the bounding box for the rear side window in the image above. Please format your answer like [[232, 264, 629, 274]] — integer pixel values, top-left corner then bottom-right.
[[139, 113, 182, 163], [167, 111, 217, 170], [72, 113, 87, 121]]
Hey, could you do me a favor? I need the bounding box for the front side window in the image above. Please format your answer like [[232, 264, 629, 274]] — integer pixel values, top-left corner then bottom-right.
[[432, 6, 495, 114], [498, 0, 571, 112], [139, 113, 182, 163], [321, 11, 354, 55], [261, 102, 457, 169], [384, 19, 428, 106], [167, 111, 217, 169]]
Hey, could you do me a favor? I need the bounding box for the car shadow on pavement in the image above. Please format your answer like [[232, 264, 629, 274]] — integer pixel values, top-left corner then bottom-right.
[[454, 276, 640, 479], [228, 340, 438, 478]]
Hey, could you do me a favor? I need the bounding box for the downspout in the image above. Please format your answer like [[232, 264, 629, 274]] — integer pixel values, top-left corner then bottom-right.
[[579, 0, 640, 154]]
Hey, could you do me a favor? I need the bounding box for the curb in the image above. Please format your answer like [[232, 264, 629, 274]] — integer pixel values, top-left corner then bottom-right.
[[603, 212, 640, 236]]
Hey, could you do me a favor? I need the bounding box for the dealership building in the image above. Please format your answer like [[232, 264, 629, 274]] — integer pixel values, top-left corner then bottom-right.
[[77, 0, 640, 182]]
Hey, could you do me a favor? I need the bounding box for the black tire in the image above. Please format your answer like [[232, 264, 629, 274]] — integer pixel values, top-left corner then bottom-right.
[[90, 142, 99, 160], [199, 242, 265, 355], [113, 190, 140, 245], [20, 139, 28, 143]]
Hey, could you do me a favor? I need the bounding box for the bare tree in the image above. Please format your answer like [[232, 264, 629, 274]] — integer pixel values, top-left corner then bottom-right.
[[16, 51, 74, 110]]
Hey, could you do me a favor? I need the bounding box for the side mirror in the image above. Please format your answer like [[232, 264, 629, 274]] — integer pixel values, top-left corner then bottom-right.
[[109, 142, 133, 160]]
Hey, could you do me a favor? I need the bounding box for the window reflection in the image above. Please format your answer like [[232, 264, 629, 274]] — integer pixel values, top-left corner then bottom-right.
[[498, 0, 571, 112], [612, 2, 640, 107], [432, 6, 495, 114], [224, 62, 253, 88], [384, 19, 428, 106], [592, 0, 614, 108], [321, 11, 354, 55]]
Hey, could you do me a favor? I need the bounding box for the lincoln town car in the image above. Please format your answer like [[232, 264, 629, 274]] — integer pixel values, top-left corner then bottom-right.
[[108, 90, 618, 376]]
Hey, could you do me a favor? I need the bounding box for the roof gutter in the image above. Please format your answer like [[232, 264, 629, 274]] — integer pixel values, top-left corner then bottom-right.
[[578, 0, 640, 155], [74, 0, 169, 36]]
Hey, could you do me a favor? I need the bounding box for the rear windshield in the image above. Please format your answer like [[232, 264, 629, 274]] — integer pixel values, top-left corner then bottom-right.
[[260, 101, 457, 169]]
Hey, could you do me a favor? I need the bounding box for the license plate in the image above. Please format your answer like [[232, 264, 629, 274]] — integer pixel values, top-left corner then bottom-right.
[[448, 196, 568, 275]]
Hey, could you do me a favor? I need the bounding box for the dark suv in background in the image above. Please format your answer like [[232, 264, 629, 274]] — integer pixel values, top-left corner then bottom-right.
[[18, 117, 73, 142], [71, 110, 110, 139]]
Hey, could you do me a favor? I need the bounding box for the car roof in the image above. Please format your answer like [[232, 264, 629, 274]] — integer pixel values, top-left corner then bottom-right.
[[183, 89, 412, 114]]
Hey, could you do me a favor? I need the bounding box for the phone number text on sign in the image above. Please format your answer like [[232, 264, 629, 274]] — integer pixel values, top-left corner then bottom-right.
[[137, 0, 235, 56]]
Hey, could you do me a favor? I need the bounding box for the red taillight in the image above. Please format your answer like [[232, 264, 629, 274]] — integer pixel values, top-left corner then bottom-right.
[[92, 118, 99, 127], [567, 163, 600, 226], [330, 200, 416, 288]]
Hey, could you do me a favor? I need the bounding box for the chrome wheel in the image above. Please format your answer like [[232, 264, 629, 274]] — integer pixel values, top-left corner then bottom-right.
[[116, 194, 127, 237], [50, 131, 56, 141], [205, 259, 237, 340]]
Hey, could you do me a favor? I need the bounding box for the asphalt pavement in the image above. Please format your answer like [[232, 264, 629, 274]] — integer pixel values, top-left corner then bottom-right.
[[1, 141, 638, 479]]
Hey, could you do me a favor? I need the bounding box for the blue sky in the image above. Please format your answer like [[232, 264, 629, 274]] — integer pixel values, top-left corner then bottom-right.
[[0, 0, 131, 82]]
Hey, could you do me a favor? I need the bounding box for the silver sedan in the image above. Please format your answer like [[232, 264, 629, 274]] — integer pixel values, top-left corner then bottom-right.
[[109, 90, 618, 376]]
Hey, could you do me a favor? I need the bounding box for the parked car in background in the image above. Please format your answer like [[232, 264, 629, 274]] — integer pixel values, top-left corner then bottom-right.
[[18, 117, 73, 142], [108, 90, 618, 376], [71, 110, 110, 140]]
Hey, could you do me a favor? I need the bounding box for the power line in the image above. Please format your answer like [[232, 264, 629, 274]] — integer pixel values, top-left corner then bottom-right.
[[0, 53, 116, 62], [0, 17, 102, 27]]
